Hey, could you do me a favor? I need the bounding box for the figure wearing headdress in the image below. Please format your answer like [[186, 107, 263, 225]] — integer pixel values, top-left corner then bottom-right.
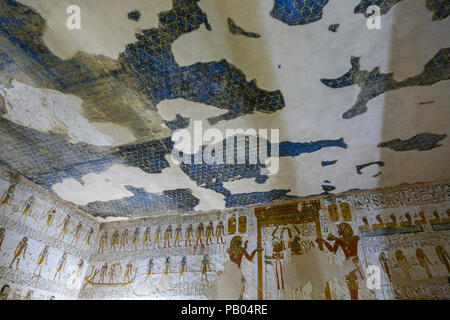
[[174, 224, 183, 247], [132, 227, 140, 250], [316, 223, 364, 300], [435, 245, 449, 274], [226, 236, 263, 299], [0, 227, 5, 251], [9, 236, 28, 269], [164, 225, 172, 248], [98, 231, 108, 253], [70, 221, 83, 246], [147, 258, 154, 279], [0, 185, 15, 217], [119, 229, 129, 251], [196, 223, 205, 246], [17, 196, 36, 224], [33, 245, 50, 277], [201, 255, 210, 282], [110, 230, 119, 252], [215, 221, 225, 244], [40, 207, 56, 232], [205, 222, 214, 245], [379, 252, 392, 282], [416, 248, 433, 279], [53, 252, 68, 281], [57, 215, 71, 240], [84, 227, 94, 249], [154, 226, 162, 249], [143, 227, 151, 248], [185, 224, 193, 247], [179, 256, 187, 280], [164, 257, 171, 275]]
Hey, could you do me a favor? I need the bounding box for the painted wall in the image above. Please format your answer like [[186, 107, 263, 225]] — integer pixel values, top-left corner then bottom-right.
[[77, 181, 450, 300], [0, 166, 101, 300]]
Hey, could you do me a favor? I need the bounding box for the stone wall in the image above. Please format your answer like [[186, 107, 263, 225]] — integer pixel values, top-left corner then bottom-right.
[[0, 166, 101, 300]]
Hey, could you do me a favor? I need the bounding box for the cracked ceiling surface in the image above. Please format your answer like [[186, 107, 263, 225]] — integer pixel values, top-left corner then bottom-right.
[[0, 0, 449, 218]]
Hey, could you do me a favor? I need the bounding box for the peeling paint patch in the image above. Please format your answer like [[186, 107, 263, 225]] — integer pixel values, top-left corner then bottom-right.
[[0, 80, 136, 146], [321, 160, 338, 167], [321, 48, 450, 119], [328, 23, 339, 32], [424, 0, 449, 20], [321, 184, 336, 194], [227, 18, 261, 38], [225, 189, 296, 207], [80, 186, 199, 217], [128, 10, 141, 21], [270, 0, 330, 26], [378, 133, 447, 151]]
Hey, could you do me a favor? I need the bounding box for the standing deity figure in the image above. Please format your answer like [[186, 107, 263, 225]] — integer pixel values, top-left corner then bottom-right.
[[174, 224, 183, 247], [70, 221, 83, 246], [143, 227, 151, 248], [9, 236, 28, 269], [17, 196, 36, 224], [124, 262, 134, 283], [179, 256, 187, 281], [226, 236, 263, 299], [99, 262, 108, 283], [435, 245, 449, 274], [72, 259, 84, 285], [119, 229, 129, 251], [98, 231, 108, 253], [41, 207, 56, 232], [56, 215, 71, 240], [395, 250, 412, 280], [201, 255, 210, 282], [164, 225, 173, 248], [164, 257, 171, 275], [154, 226, 162, 249], [132, 227, 140, 250], [0, 185, 15, 217], [196, 223, 205, 246], [33, 245, 50, 277], [416, 248, 433, 279], [379, 252, 392, 282], [185, 224, 193, 247], [110, 230, 119, 252], [108, 263, 119, 283], [271, 235, 286, 291], [316, 223, 364, 300], [205, 222, 214, 245], [215, 221, 225, 244], [84, 227, 94, 250], [53, 252, 68, 281], [147, 258, 154, 279]]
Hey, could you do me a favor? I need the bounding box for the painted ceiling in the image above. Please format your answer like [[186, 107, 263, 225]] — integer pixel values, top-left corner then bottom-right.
[[0, 0, 449, 219]]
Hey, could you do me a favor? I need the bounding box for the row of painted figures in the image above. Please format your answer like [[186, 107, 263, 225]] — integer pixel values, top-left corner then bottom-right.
[[0, 231, 84, 283], [99, 221, 228, 253], [85, 255, 215, 287], [1, 186, 95, 248], [359, 209, 450, 230], [379, 246, 450, 282]]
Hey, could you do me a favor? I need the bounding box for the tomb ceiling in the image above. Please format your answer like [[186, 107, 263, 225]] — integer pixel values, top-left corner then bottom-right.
[[0, 0, 449, 218]]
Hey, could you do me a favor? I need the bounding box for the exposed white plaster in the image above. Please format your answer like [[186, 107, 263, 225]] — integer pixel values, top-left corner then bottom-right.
[[17, 0, 173, 60], [0, 80, 136, 146], [52, 157, 226, 212]]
